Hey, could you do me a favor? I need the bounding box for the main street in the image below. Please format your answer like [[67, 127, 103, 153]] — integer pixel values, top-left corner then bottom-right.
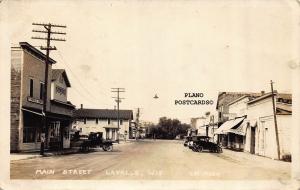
[[10, 140, 290, 180]]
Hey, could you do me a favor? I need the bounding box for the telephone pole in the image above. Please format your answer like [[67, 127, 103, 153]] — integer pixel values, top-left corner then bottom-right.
[[135, 108, 141, 140], [32, 22, 66, 155], [111, 88, 125, 143], [270, 80, 280, 160]]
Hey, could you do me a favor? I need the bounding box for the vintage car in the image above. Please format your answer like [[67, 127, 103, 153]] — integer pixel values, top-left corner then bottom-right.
[[183, 136, 193, 147], [71, 132, 113, 152], [191, 135, 222, 153]]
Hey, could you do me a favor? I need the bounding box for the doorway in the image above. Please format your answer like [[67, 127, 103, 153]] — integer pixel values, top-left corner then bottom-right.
[[250, 127, 256, 154]]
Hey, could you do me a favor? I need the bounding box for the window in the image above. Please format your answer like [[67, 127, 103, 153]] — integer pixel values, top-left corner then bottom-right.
[[39, 82, 44, 100], [50, 121, 60, 138], [108, 119, 111, 125], [112, 129, 116, 140], [84, 118, 86, 124], [120, 119, 123, 125], [23, 127, 36, 143], [29, 79, 33, 97], [106, 128, 109, 139], [96, 118, 98, 124]]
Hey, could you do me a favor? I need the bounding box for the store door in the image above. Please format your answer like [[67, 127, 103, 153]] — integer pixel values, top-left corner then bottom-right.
[[250, 127, 256, 154]]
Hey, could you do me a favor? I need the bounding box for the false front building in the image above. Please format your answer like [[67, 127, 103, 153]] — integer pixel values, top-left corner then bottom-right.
[[73, 107, 133, 141], [10, 42, 74, 152]]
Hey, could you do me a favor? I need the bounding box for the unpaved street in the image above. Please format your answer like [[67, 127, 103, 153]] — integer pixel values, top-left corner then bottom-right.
[[10, 140, 290, 180]]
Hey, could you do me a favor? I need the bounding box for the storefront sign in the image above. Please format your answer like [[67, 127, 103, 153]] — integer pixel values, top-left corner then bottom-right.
[[27, 96, 43, 104]]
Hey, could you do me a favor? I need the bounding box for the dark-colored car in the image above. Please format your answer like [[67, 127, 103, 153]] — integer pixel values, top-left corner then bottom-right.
[[72, 132, 113, 152], [183, 136, 193, 147], [191, 135, 222, 153]]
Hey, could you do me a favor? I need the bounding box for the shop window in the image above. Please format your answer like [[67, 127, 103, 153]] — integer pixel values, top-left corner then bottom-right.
[[36, 127, 41, 142], [39, 82, 44, 100], [50, 121, 60, 137], [29, 78, 33, 97], [23, 127, 36, 143], [64, 127, 69, 139]]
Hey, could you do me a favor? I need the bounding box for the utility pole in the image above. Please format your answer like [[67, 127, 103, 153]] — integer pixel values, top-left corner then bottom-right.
[[32, 22, 66, 155], [111, 88, 125, 143], [270, 80, 280, 160], [135, 108, 141, 140]]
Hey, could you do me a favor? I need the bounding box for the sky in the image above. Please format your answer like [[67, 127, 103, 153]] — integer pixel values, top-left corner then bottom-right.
[[3, 0, 299, 123]]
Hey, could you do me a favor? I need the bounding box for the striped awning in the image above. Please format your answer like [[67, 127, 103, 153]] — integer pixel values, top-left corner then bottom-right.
[[214, 116, 246, 135], [227, 122, 247, 136]]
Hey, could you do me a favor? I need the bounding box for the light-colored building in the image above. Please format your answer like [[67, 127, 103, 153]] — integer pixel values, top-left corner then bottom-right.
[[245, 92, 292, 159], [215, 91, 292, 160], [73, 107, 133, 141], [217, 94, 260, 150], [48, 69, 75, 149]]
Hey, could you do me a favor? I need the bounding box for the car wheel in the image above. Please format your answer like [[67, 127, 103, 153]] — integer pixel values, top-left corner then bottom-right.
[[198, 146, 203, 152], [103, 144, 113, 151]]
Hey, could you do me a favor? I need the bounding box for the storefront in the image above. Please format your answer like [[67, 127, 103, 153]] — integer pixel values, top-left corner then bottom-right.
[[214, 116, 246, 151], [21, 108, 43, 150], [104, 125, 118, 141]]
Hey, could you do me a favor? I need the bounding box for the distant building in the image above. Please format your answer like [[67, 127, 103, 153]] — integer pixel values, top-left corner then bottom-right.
[[138, 121, 154, 138], [73, 107, 133, 141], [216, 94, 260, 150], [10, 42, 74, 152]]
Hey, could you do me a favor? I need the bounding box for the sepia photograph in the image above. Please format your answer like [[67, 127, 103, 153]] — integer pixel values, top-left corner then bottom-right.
[[1, 0, 300, 190]]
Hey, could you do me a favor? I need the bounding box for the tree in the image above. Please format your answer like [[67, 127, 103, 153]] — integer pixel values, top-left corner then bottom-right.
[[147, 117, 191, 139]]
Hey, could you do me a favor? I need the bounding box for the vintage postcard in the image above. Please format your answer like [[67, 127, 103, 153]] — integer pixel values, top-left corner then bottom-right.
[[1, 0, 300, 190]]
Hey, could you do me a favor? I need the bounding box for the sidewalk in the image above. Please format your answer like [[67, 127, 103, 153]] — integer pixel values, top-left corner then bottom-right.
[[10, 148, 81, 161], [222, 148, 291, 170], [11, 141, 135, 161]]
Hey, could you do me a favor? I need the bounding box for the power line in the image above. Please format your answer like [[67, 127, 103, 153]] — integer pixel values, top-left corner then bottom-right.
[[56, 50, 111, 108], [57, 50, 111, 97], [31, 22, 66, 155]]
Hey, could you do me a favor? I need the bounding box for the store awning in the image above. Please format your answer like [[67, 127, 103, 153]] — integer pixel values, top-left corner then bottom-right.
[[227, 122, 247, 136], [214, 117, 245, 135], [21, 108, 44, 116]]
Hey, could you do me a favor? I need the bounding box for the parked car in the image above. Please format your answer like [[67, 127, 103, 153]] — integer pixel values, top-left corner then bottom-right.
[[183, 136, 192, 147], [191, 135, 222, 153], [71, 132, 113, 152]]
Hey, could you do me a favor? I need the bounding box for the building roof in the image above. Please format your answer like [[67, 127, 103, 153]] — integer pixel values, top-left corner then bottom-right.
[[52, 69, 71, 87], [227, 93, 262, 106], [276, 103, 292, 113], [216, 92, 261, 109], [73, 109, 133, 120], [18, 42, 56, 64], [247, 92, 292, 105]]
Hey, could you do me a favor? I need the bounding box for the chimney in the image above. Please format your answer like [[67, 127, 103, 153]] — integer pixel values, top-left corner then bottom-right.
[[261, 91, 265, 95], [80, 104, 83, 109]]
